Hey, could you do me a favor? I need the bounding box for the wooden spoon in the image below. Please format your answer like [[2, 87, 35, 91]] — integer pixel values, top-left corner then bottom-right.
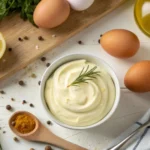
[[9, 111, 87, 150]]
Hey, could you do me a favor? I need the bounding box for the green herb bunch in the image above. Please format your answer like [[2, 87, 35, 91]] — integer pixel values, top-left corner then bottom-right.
[[0, 0, 40, 24]]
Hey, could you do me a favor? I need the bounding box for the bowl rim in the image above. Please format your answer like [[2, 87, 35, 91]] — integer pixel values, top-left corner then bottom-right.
[[40, 53, 120, 130]]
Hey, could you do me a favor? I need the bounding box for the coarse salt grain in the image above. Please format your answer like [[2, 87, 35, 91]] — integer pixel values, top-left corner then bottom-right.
[[52, 34, 56, 38], [35, 45, 39, 50]]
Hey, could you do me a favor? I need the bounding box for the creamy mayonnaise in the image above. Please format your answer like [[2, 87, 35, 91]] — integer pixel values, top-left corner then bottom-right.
[[45, 60, 116, 127]]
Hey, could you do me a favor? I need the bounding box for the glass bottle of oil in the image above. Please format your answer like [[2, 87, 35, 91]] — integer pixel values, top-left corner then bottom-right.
[[134, 0, 150, 36]]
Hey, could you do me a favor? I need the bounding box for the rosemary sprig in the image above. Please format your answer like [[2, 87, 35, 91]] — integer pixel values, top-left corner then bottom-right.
[[67, 65, 101, 87]]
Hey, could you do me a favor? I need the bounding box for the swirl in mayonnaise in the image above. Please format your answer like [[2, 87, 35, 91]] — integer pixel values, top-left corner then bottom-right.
[[45, 60, 115, 127]]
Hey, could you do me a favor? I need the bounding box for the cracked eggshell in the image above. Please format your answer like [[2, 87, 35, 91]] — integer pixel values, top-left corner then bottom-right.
[[67, 0, 94, 11]]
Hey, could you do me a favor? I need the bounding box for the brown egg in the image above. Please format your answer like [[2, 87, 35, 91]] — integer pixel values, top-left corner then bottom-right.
[[100, 29, 140, 58], [124, 61, 150, 92], [33, 0, 70, 28]]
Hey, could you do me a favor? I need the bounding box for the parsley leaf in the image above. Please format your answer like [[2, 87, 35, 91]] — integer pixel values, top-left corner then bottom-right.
[[0, 0, 40, 25]]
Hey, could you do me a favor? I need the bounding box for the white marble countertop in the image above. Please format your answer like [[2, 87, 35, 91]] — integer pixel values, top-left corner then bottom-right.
[[0, 0, 150, 150]]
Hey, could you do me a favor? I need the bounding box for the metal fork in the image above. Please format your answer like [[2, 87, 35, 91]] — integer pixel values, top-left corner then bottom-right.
[[107, 120, 150, 150]]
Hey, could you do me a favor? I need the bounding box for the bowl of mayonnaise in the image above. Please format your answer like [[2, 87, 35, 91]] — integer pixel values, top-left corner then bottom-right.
[[40, 53, 120, 130]]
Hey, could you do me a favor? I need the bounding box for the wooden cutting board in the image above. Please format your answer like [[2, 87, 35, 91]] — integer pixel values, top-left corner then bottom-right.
[[0, 0, 125, 81]]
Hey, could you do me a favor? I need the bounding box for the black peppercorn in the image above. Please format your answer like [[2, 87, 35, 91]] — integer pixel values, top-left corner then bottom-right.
[[78, 41, 83, 44], [22, 100, 27, 104], [6, 105, 12, 110], [24, 36, 29, 40], [11, 98, 15, 101], [41, 57, 46, 61], [13, 137, 19, 142], [45, 146, 52, 150], [38, 36, 44, 41], [8, 48, 12, 52], [38, 81, 41, 86], [46, 63, 51, 67], [18, 37, 23, 41], [29, 103, 34, 107], [0, 90, 5, 94], [47, 121, 51, 125], [18, 80, 25, 86]]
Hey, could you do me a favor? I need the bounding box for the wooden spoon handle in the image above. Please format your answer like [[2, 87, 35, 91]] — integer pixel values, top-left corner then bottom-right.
[[39, 127, 87, 150], [46, 132, 87, 150]]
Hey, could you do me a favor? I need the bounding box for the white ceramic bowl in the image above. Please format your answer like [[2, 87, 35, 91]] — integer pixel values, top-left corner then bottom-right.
[[40, 54, 120, 130]]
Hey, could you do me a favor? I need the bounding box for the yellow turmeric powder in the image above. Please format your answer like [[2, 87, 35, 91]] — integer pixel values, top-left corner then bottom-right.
[[14, 114, 35, 134]]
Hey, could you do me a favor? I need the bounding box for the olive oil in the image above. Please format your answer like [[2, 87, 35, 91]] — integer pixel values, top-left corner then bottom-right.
[[134, 0, 150, 36]]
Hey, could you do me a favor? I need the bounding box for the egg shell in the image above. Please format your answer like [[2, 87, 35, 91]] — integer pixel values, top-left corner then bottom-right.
[[67, 0, 94, 11], [33, 0, 70, 28], [124, 60, 150, 92], [100, 29, 140, 58]]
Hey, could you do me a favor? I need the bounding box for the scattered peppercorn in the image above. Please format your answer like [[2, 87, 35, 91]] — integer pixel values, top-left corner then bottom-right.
[[18, 80, 25, 86], [11, 121, 16, 126], [38, 36, 44, 41], [18, 37, 23, 42], [24, 36, 29, 40], [78, 41, 83, 45], [3, 131, 6, 134], [47, 121, 51, 125], [31, 73, 36, 78], [98, 39, 100, 43], [13, 137, 19, 142], [45, 146, 52, 150], [0, 90, 5, 94], [11, 98, 15, 101], [46, 63, 51, 67], [100, 34, 103, 37], [6, 105, 12, 110], [41, 57, 46, 61], [22, 100, 27, 104], [30, 148, 35, 150], [29, 103, 34, 107], [38, 81, 41, 86], [8, 48, 12, 52]]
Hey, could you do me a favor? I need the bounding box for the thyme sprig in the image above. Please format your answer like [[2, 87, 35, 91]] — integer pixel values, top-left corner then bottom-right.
[[68, 65, 101, 87]]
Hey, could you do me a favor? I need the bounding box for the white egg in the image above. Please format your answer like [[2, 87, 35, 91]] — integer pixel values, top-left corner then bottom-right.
[[67, 0, 94, 11]]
